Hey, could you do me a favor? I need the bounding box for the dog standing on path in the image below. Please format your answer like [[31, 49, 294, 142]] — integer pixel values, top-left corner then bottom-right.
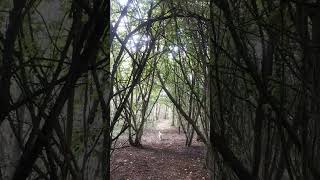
[[158, 131, 163, 141]]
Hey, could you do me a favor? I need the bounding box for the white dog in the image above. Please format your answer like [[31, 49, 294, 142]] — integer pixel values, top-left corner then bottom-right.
[[158, 131, 163, 141]]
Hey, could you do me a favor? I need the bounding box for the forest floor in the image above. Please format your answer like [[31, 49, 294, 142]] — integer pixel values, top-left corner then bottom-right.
[[110, 119, 209, 180]]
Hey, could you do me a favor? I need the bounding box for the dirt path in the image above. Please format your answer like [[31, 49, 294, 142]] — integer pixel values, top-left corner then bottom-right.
[[111, 123, 209, 180]]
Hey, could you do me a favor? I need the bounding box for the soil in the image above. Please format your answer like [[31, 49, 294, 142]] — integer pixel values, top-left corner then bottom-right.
[[110, 122, 209, 180]]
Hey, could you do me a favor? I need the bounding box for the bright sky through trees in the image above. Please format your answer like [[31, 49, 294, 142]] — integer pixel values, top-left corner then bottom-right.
[[117, 0, 128, 6]]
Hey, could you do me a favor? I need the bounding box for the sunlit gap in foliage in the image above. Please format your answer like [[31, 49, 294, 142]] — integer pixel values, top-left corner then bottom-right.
[[113, 0, 154, 72], [117, 0, 128, 6]]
